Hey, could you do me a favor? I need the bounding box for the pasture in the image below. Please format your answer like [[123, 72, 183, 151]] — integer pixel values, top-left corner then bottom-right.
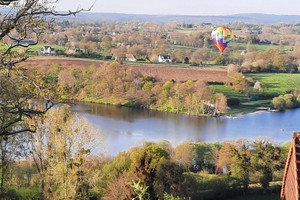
[[246, 73, 300, 95]]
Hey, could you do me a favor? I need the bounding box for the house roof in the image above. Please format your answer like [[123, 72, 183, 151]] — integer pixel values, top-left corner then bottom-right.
[[281, 132, 300, 200], [126, 54, 135, 59]]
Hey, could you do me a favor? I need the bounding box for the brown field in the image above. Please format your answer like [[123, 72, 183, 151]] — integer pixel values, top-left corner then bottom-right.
[[23, 57, 230, 83]]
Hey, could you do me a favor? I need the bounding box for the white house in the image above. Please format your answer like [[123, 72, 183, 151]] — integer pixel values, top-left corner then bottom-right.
[[158, 55, 171, 63], [125, 54, 136, 62], [39, 46, 55, 55]]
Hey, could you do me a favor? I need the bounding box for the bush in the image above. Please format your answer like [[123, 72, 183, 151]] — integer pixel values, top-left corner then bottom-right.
[[272, 94, 299, 111], [207, 81, 225, 85], [0, 188, 19, 200], [184, 173, 241, 200], [258, 93, 279, 100], [227, 98, 240, 106], [272, 96, 286, 111], [122, 98, 142, 108], [18, 187, 42, 200]]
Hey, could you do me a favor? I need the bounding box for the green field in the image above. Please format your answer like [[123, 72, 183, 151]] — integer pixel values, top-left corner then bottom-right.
[[246, 73, 300, 95], [212, 85, 271, 114], [214, 73, 300, 97], [213, 85, 248, 102], [171, 44, 198, 52], [229, 41, 292, 52], [26, 44, 66, 52], [212, 73, 300, 114], [0, 43, 66, 52]]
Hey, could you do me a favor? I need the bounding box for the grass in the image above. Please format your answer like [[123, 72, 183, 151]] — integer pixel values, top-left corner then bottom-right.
[[213, 85, 248, 102], [212, 85, 272, 114], [246, 73, 300, 95], [212, 72, 300, 114], [229, 41, 292, 52], [26, 44, 66, 52], [0, 43, 66, 52], [170, 44, 198, 52]]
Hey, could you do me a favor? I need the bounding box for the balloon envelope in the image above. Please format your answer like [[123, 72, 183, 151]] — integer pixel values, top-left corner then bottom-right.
[[211, 27, 234, 52]]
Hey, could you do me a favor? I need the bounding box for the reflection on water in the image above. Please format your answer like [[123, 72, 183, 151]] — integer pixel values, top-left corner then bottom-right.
[[70, 102, 300, 155]]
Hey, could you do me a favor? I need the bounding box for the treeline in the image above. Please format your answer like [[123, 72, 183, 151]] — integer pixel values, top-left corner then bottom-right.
[[0, 106, 288, 199], [29, 62, 227, 116], [241, 46, 299, 73]]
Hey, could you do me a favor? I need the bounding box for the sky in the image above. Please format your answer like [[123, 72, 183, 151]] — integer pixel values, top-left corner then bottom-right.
[[54, 0, 300, 16]]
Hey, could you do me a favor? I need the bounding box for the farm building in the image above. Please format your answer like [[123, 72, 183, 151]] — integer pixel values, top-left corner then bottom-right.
[[125, 54, 136, 62], [158, 55, 171, 63], [281, 132, 300, 200], [115, 54, 136, 62], [39, 46, 55, 55]]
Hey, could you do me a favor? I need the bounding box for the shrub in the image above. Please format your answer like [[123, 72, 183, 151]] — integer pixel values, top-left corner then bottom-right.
[[18, 187, 42, 200], [227, 98, 240, 106], [258, 93, 279, 99], [0, 188, 19, 200], [272, 96, 286, 111], [184, 173, 240, 200]]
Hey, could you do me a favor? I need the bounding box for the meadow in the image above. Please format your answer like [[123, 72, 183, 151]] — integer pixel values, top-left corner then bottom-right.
[[246, 73, 300, 95], [212, 84, 268, 114]]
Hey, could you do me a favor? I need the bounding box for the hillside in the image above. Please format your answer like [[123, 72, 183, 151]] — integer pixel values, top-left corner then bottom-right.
[[58, 12, 300, 24]]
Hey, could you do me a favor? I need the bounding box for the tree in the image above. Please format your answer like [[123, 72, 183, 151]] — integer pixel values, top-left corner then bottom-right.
[[228, 140, 252, 194], [0, 133, 30, 191], [129, 144, 169, 199], [246, 41, 255, 53], [251, 139, 281, 190], [193, 142, 219, 173], [272, 96, 286, 111], [217, 143, 233, 174], [153, 160, 186, 199], [0, 0, 91, 138], [29, 105, 96, 199], [173, 142, 193, 171], [93, 152, 132, 198], [229, 73, 251, 93], [190, 48, 209, 64], [215, 93, 227, 114], [0, 71, 55, 137]]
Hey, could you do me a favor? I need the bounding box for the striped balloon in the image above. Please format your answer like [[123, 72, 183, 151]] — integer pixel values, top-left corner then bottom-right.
[[211, 27, 234, 53]]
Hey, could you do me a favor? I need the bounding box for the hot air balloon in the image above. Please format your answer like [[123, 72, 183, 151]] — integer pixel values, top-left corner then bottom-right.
[[211, 27, 234, 53]]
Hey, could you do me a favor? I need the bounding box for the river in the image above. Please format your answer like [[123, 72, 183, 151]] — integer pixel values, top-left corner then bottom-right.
[[70, 102, 300, 155]]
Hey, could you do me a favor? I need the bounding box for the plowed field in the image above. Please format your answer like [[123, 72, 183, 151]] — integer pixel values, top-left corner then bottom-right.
[[23, 57, 230, 83]]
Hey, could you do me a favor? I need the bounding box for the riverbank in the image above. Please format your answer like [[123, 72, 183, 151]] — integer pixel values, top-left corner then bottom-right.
[[69, 97, 276, 117], [68, 97, 212, 117]]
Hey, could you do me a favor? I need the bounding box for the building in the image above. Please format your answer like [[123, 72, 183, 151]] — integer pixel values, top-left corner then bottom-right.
[[39, 46, 55, 55], [125, 54, 136, 62], [281, 132, 300, 200], [158, 55, 171, 63], [115, 54, 126, 62], [115, 54, 136, 62]]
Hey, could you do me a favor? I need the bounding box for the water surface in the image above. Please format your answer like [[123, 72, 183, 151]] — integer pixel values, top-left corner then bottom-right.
[[70, 103, 300, 155]]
